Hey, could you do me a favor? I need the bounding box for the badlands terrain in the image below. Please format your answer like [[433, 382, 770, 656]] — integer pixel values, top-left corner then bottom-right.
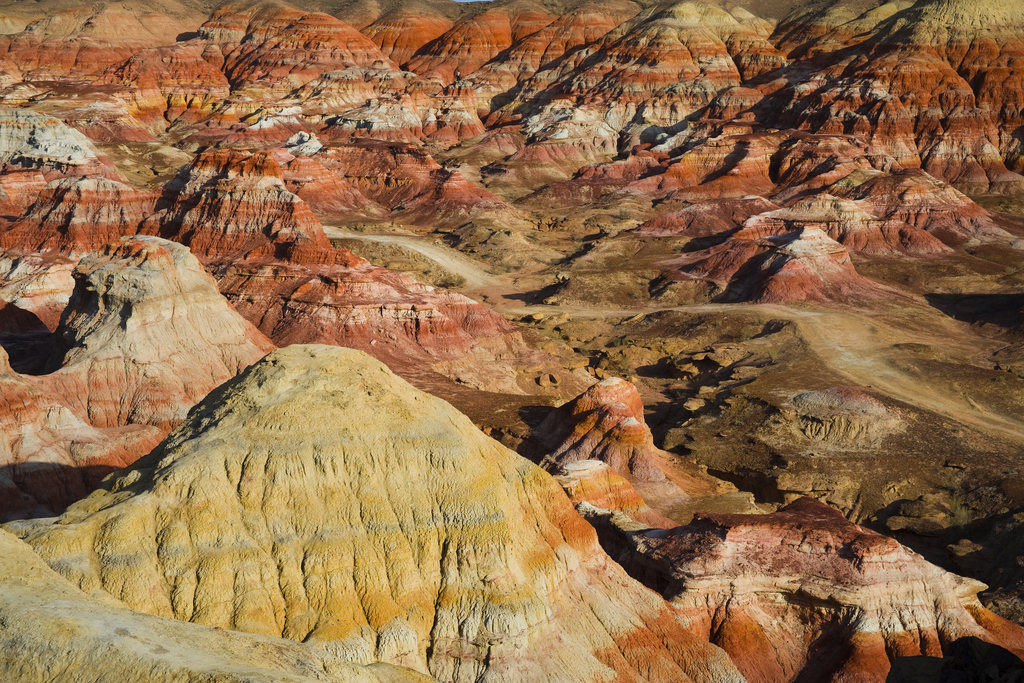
[[1, 0, 1024, 679]]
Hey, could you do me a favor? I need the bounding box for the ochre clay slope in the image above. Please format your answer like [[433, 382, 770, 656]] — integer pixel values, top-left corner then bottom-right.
[[11, 344, 746, 683], [0, 528, 434, 683]]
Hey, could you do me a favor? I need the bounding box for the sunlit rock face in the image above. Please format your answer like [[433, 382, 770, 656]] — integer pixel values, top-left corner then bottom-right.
[[616, 498, 1024, 683], [11, 345, 747, 683]]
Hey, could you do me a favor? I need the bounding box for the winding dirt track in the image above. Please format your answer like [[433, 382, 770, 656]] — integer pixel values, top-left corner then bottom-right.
[[325, 227, 1024, 444], [324, 227, 504, 289], [498, 301, 1024, 445]]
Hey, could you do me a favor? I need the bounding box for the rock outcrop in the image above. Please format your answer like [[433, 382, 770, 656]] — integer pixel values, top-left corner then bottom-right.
[[10, 345, 746, 683], [636, 196, 779, 237], [535, 377, 669, 481], [405, 8, 553, 85], [505, 2, 784, 138], [101, 43, 232, 133], [615, 498, 1024, 683], [662, 226, 889, 304], [555, 460, 677, 528], [361, 9, 453, 67], [761, 0, 1024, 194], [0, 5, 194, 81], [739, 194, 951, 255], [201, 5, 398, 95], [141, 149, 327, 258], [1, 177, 153, 255], [0, 251, 75, 334], [0, 108, 116, 181], [40, 236, 273, 432], [140, 148, 542, 394], [0, 345, 163, 521]]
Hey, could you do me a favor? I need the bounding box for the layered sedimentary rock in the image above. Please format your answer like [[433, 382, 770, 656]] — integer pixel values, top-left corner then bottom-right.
[[740, 194, 951, 255], [535, 377, 668, 481], [505, 2, 784, 138], [617, 498, 1024, 683], [0, 5, 194, 81], [143, 147, 546, 394], [405, 8, 553, 85], [202, 5, 399, 95], [466, 3, 638, 107], [0, 345, 164, 521], [361, 9, 453, 66], [40, 236, 274, 432], [0, 177, 154, 255], [0, 251, 76, 336], [761, 0, 1024, 194], [101, 43, 232, 133], [299, 141, 518, 227], [0, 528, 433, 683], [10, 345, 746, 683], [636, 197, 779, 237], [280, 153, 387, 221], [826, 168, 1012, 245], [0, 108, 117, 181], [787, 386, 904, 450], [142, 149, 327, 258], [662, 225, 888, 303], [555, 460, 676, 528]]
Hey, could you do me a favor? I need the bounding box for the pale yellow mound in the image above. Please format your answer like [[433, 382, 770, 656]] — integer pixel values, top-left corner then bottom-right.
[[9, 345, 743, 683], [0, 528, 430, 683]]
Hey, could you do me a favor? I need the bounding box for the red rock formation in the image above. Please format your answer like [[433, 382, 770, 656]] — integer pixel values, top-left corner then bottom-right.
[[207, 6, 398, 95], [663, 225, 889, 304], [405, 7, 554, 85], [0, 168, 46, 217], [660, 130, 783, 199], [0, 177, 154, 255], [467, 3, 637, 108], [0, 343, 164, 521], [140, 146, 546, 394], [508, 2, 784, 138], [287, 64, 414, 121], [623, 498, 1024, 683], [0, 5, 194, 80], [519, 154, 664, 209], [361, 9, 452, 67], [141, 149, 327, 258], [487, 104, 620, 188], [636, 196, 779, 237], [40, 237, 274, 432], [555, 460, 677, 528], [309, 140, 517, 227], [279, 153, 387, 221], [0, 251, 76, 333], [762, 0, 1024, 193], [827, 168, 1012, 246], [767, 133, 881, 202], [740, 194, 952, 255], [534, 377, 667, 482], [101, 43, 231, 133]]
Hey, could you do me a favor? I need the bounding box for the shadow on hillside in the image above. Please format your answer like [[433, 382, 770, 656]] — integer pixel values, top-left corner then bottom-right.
[[1, 464, 120, 523], [925, 292, 1024, 329]]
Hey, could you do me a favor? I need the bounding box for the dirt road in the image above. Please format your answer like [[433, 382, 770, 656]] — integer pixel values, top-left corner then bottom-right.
[[324, 228, 503, 289]]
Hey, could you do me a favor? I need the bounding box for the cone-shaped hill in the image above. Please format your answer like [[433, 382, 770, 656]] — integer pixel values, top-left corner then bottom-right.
[[10, 344, 745, 683]]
